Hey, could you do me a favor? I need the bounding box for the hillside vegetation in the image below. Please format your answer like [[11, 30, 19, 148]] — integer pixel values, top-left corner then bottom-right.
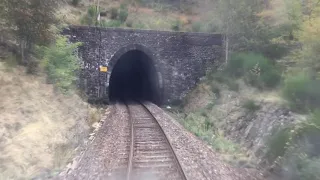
[[167, 0, 320, 179], [0, 1, 103, 179], [0, 0, 320, 179]]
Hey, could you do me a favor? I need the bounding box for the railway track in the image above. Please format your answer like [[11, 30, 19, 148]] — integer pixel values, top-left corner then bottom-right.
[[123, 102, 187, 180]]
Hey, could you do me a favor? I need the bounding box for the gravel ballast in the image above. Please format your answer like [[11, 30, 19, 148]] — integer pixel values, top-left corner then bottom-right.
[[143, 102, 263, 180], [57, 101, 263, 180], [59, 102, 130, 180]]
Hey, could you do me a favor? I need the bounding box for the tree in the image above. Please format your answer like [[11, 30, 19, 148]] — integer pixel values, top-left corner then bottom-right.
[[39, 35, 82, 92], [214, 0, 265, 62], [1, 0, 58, 64], [296, 0, 320, 78]]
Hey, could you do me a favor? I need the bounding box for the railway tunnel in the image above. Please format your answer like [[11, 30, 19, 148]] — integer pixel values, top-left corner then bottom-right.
[[108, 50, 161, 105]]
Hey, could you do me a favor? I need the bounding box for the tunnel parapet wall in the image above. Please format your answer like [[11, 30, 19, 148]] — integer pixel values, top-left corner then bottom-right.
[[63, 26, 223, 104]]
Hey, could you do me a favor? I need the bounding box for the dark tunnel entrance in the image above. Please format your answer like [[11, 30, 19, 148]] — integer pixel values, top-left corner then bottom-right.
[[109, 50, 161, 105]]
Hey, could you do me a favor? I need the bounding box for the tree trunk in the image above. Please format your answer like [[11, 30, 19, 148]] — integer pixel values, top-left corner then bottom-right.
[[225, 35, 229, 64], [20, 39, 26, 65]]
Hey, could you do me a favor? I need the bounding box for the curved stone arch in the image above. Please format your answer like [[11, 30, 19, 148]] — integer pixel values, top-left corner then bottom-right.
[[107, 44, 164, 104], [108, 44, 158, 72]]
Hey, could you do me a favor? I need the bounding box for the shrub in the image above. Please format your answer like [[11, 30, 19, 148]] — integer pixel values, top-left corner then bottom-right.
[[171, 19, 182, 31], [242, 99, 260, 112], [126, 19, 133, 27], [110, 7, 118, 20], [205, 22, 220, 33], [118, 5, 128, 23], [38, 36, 82, 92], [210, 85, 220, 98], [71, 0, 81, 6], [206, 103, 215, 110], [80, 6, 97, 26], [191, 21, 203, 32], [282, 72, 320, 112], [226, 80, 240, 91], [266, 112, 320, 179], [206, 71, 240, 92], [226, 53, 281, 89], [294, 157, 320, 180], [261, 43, 289, 60], [266, 127, 291, 163]]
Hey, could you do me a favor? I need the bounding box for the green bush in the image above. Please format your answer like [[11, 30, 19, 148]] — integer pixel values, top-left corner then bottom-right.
[[71, 0, 81, 6], [282, 72, 320, 112], [80, 6, 97, 26], [191, 21, 203, 32], [207, 71, 239, 91], [210, 85, 220, 98], [126, 19, 133, 27], [205, 22, 219, 33], [101, 20, 122, 28], [38, 36, 82, 92], [266, 112, 320, 179], [266, 127, 291, 163], [225, 79, 240, 91], [171, 19, 181, 31], [226, 53, 281, 89], [118, 5, 128, 23], [294, 157, 320, 180], [261, 43, 289, 60], [110, 7, 118, 20]]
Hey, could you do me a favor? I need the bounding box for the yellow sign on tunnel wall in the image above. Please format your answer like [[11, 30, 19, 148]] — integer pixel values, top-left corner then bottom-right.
[[100, 66, 108, 72]]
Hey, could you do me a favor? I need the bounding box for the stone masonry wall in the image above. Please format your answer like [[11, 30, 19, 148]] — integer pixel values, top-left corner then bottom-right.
[[63, 26, 223, 104]]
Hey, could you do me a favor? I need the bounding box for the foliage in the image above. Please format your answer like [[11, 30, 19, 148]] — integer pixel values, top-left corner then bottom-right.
[[38, 36, 82, 92], [242, 99, 260, 112], [191, 21, 203, 32], [171, 19, 181, 31], [266, 111, 320, 179], [101, 20, 122, 28], [294, 0, 320, 78], [210, 85, 220, 98], [110, 7, 118, 20], [118, 4, 129, 23], [176, 110, 248, 166], [80, 6, 98, 26], [71, 0, 81, 6], [266, 127, 291, 163], [126, 19, 133, 27], [212, 0, 292, 59], [226, 80, 240, 91], [282, 72, 320, 113], [180, 112, 242, 154], [226, 53, 281, 89], [0, 0, 58, 66], [1, 0, 58, 46], [292, 156, 320, 180]]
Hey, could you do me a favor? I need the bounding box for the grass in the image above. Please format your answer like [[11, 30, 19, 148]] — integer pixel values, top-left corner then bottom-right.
[[178, 110, 249, 165], [0, 61, 102, 179]]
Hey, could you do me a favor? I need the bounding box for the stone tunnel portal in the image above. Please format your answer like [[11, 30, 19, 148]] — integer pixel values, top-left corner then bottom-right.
[[108, 50, 161, 105]]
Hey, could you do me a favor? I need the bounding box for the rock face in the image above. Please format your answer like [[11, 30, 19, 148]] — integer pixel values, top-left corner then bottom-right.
[[184, 80, 304, 166], [63, 26, 223, 104], [222, 102, 298, 159]]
